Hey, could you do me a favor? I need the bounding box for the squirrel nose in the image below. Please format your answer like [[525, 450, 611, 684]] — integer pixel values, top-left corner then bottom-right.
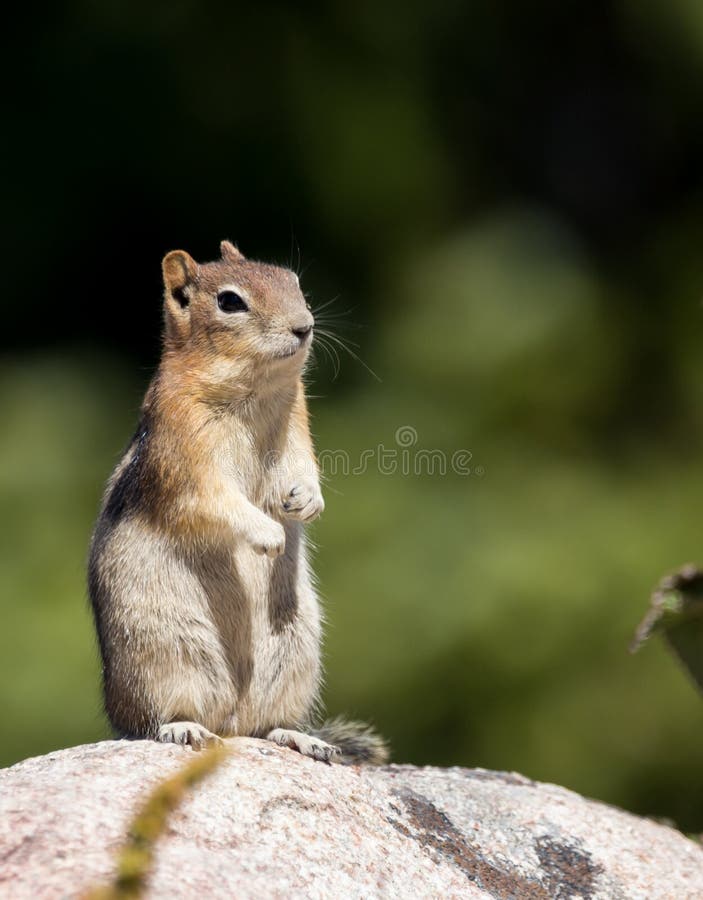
[[292, 323, 313, 339]]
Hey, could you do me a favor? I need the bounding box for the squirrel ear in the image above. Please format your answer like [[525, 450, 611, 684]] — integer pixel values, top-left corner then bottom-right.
[[162, 250, 198, 298], [162, 251, 197, 346], [220, 240, 244, 262]]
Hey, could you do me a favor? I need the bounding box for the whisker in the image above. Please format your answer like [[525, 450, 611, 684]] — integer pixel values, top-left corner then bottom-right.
[[312, 295, 342, 316], [298, 257, 316, 280], [312, 297, 363, 335], [313, 333, 341, 380], [316, 328, 362, 350], [316, 328, 363, 352], [308, 344, 327, 378], [321, 336, 342, 380], [287, 220, 302, 275], [314, 312, 363, 330], [314, 328, 381, 382], [325, 336, 342, 381]]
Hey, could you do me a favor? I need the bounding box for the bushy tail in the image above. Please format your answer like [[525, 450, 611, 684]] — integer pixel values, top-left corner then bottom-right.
[[311, 716, 389, 765]]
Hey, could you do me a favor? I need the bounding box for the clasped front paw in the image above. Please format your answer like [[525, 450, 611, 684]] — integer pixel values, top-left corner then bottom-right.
[[281, 478, 324, 523], [247, 515, 286, 558]]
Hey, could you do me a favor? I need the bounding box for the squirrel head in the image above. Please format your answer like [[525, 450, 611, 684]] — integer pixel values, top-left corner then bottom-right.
[[161, 241, 314, 377]]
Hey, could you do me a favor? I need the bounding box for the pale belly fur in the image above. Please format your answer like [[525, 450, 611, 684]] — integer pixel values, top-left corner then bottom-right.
[[98, 516, 322, 736]]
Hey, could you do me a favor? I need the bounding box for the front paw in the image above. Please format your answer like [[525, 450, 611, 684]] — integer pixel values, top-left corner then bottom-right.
[[282, 479, 324, 523], [246, 515, 286, 558]]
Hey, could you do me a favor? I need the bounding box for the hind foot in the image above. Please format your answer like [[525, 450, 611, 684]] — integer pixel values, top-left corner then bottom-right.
[[267, 728, 341, 763], [158, 721, 223, 751]]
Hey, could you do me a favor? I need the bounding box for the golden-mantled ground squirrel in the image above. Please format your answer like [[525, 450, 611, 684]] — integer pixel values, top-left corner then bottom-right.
[[88, 241, 387, 764]]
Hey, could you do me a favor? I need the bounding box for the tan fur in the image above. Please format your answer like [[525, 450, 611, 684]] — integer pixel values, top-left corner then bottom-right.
[[89, 244, 324, 743], [89, 241, 387, 764]]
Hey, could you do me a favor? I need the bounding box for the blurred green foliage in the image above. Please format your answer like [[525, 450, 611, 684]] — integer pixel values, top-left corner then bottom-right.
[[2, 0, 703, 833]]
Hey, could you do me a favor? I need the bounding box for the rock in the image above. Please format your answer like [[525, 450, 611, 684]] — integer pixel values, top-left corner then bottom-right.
[[0, 739, 701, 899]]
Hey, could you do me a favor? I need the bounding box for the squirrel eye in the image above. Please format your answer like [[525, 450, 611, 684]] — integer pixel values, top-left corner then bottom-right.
[[217, 290, 249, 313]]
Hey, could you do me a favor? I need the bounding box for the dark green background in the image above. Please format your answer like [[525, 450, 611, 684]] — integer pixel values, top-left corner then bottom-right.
[[3, 1, 703, 831]]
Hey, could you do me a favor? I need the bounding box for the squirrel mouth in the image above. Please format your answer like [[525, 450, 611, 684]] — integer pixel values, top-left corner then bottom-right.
[[275, 336, 312, 360], [275, 344, 306, 360]]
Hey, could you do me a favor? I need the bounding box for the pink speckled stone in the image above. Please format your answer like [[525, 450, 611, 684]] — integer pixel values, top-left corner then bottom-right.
[[0, 739, 701, 899]]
